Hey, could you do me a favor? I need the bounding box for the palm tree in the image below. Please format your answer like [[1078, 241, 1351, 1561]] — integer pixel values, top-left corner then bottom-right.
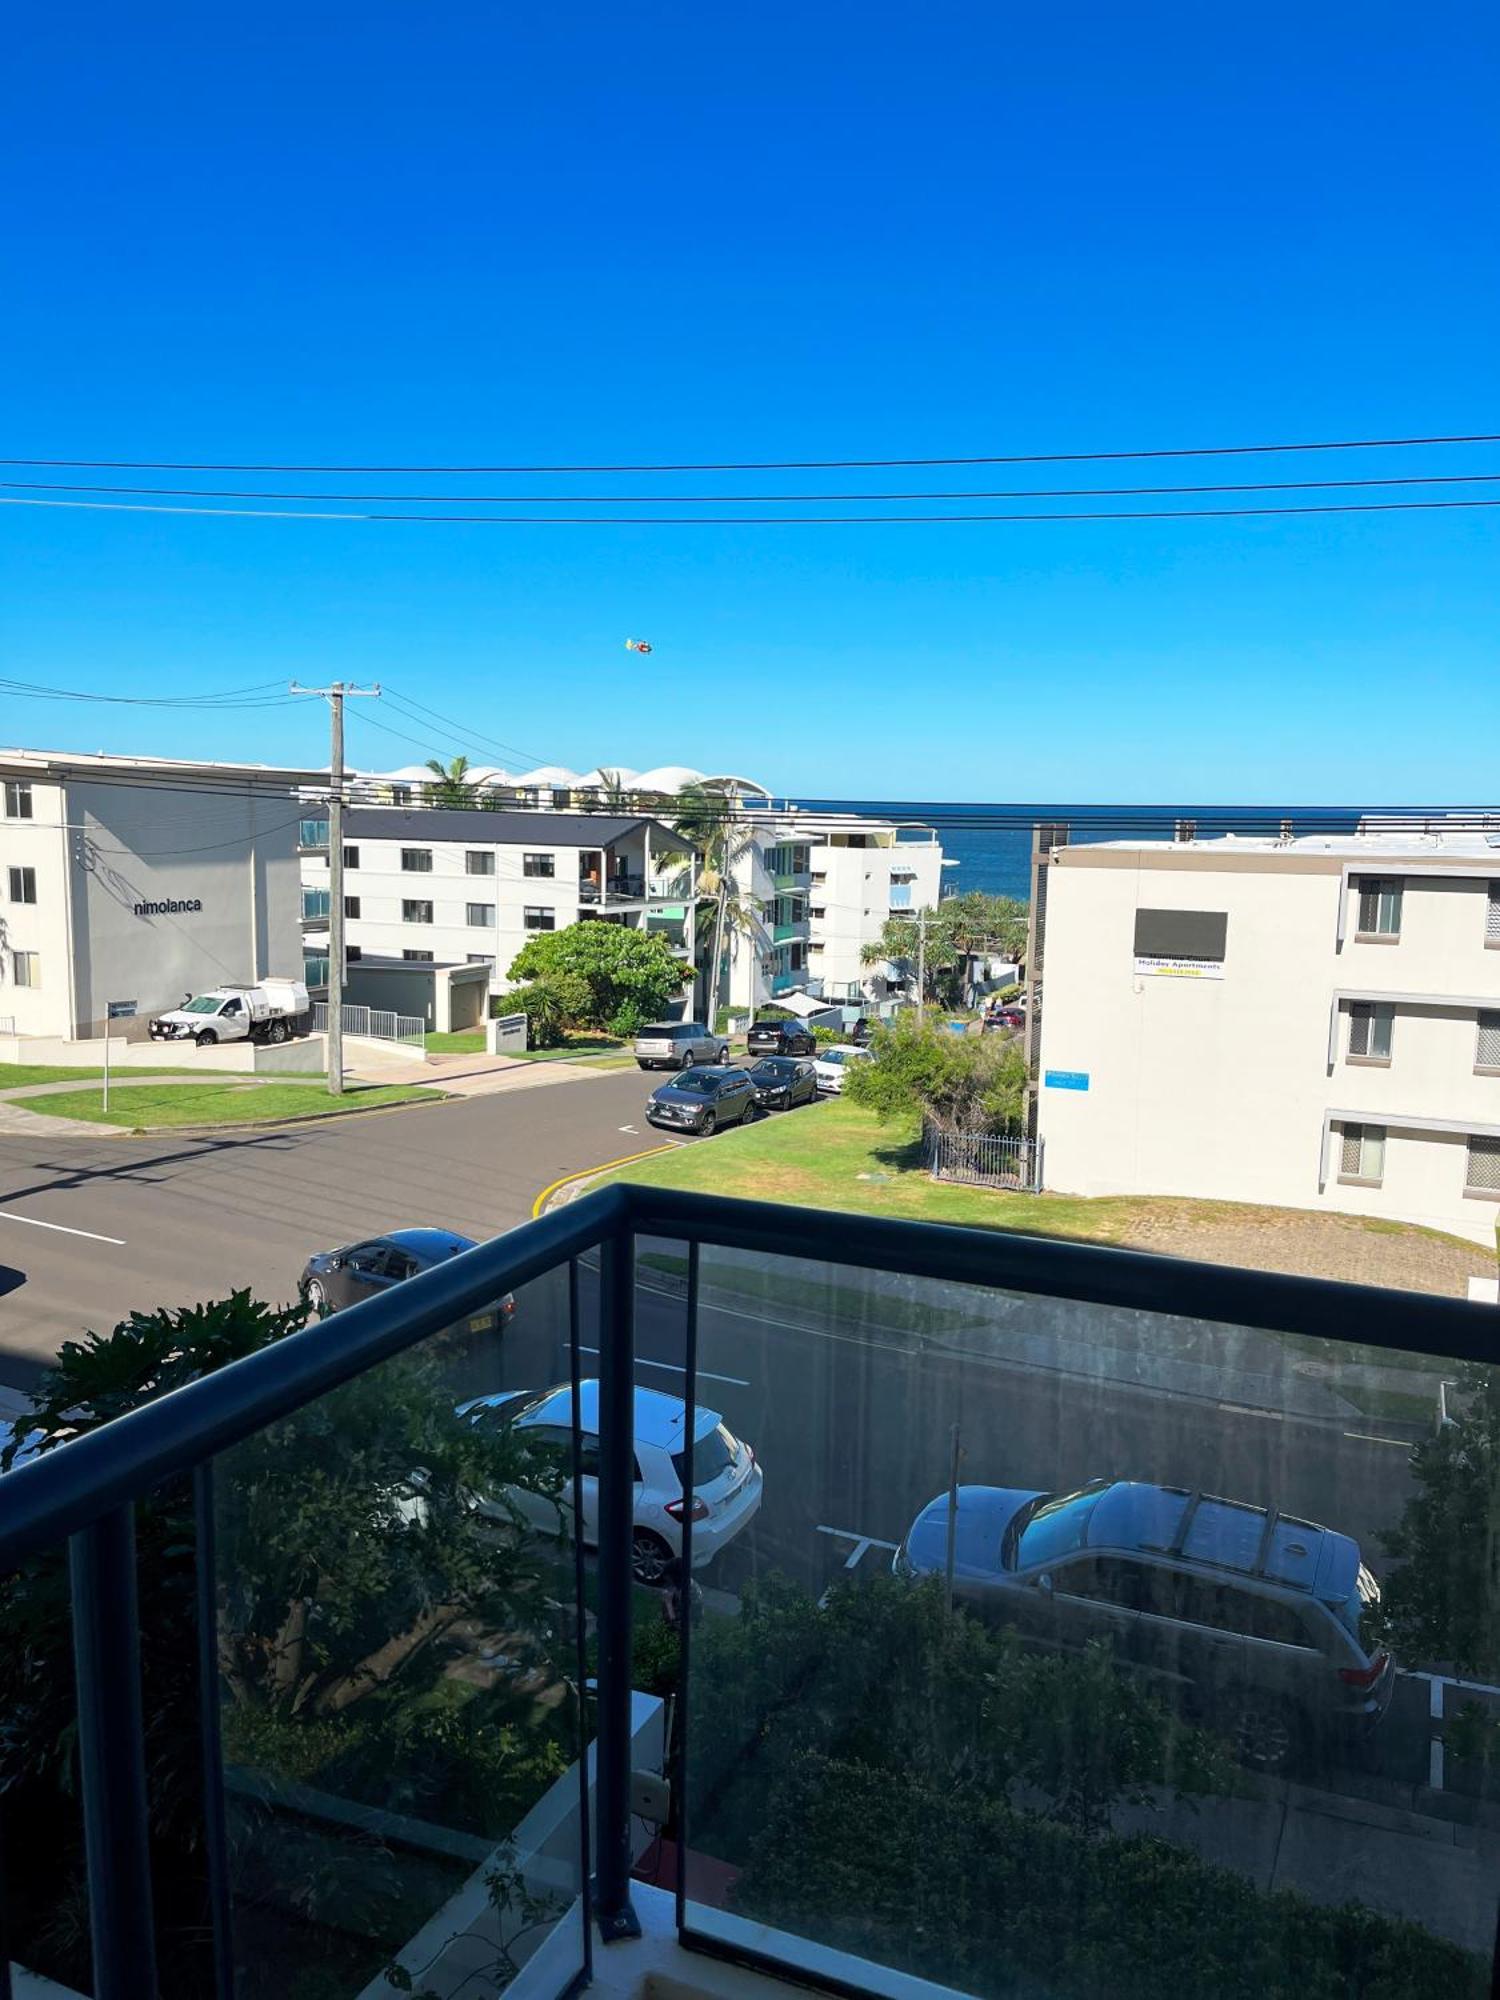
[[675, 782, 765, 1019], [424, 755, 475, 808]]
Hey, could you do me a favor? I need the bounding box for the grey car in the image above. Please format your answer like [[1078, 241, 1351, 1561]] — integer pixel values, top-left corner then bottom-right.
[[634, 1020, 731, 1070], [646, 1066, 758, 1135], [895, 1478, 1392, 1769]]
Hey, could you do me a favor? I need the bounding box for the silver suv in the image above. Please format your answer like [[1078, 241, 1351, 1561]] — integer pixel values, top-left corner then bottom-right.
[[634, 1020, 730, 1071], [895, 1478, 1392, 1769]]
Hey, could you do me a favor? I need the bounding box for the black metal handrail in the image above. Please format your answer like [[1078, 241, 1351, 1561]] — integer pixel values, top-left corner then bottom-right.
[[5, 1183, 1500, 2000]]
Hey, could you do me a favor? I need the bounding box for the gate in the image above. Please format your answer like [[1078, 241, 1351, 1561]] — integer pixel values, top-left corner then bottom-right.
[[923, 1119, 1039, 1191], [312, 1002, 425, 1049]]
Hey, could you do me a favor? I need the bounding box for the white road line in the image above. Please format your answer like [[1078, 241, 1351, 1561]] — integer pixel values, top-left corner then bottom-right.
[[1342, 1431, 1412, 1448], [1430, 1738, 1445, 1789], [1215, 1403, 1284, 1420], [0, 1209, 125, 1246], [1430, 1678, 1446, 1720], [1404, 1668, 1500, 1702], [816, 1524, 900, 1554], [578, 1344, 750, 1390]]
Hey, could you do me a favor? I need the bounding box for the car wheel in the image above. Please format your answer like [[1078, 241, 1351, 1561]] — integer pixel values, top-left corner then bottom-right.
[[1227, 1695, 1300, 1772], [699, 1112, 717, 1136], [636, 1060, 652, 1070], [632, 1529, 673, 1585], [268, 1018, 287, 1044], [681, 1048, 695, 1069], [305, 1279, 329, 1316], [718, 1043, 730, 1064], [196, 1029, 218, 1047]]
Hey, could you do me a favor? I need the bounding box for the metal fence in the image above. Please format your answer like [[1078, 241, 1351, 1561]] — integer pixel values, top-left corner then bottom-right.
[[311, 1002, 426, 1048], [923, 1117, 1039, 1191]]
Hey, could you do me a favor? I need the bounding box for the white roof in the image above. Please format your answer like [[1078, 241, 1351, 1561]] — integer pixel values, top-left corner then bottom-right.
[[1079, 827, 1500, 863]]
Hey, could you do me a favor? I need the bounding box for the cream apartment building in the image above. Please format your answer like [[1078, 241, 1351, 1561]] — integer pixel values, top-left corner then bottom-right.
[[1033, 826, 1500, 1246]]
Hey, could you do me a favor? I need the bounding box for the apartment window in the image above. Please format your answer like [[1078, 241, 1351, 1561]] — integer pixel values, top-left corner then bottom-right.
[[402, 899, 434, 924], [524, 853, 555, 878], [1466, 1136, 1500, 1195], [1477, 1012, 1500, 1072], [402, 949, 434, 963], [343, 896, 361, 920], [343, 845, 360, 870], [1488, 883, 1500, 944], [524, 907, 556, 932], [11, 950, 40, 988], [8, 867, 37, 905], [345, 946, 362, 962], [466, 850, 495, 876], [466, 953, 493, 965], [1356, 877, 1402, 939], [4, 782, 34, 819], [466, 902, 495, 927], [1338, 1123, 1386, 1184], [1347, 1002, 1393, 1062], [401, 848, 433, 873]]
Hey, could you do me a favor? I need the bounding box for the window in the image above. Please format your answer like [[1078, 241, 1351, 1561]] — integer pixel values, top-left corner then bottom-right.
[[1348, 1002, 1393, 1062], [299, 817, 328, 848], [524, 906, 556, 931], [466, 902, 495, 927], [1478, 1013, 1500, 1071], [1488, 884, 1500, 944], [343, 845, 360, 869], [401, 848, 433, 873], [11, 950, 39, 987], [402, 899, 434, 924], [345, 946, 362, 962], [8, 867, 36, 904], [1467, 1136, 1500, 1195], [4, 781, 34, 819], [301, 888, 330, 921], [1339, 1122, 1386, 1183], [524, 853, 555, 878], [1356, 877, 1402, 938], [343, 896, 361, 919], [402, 949, 434, 963], [466, 851, 495, 876], [466, 952, 493, 964], [1133, 908, 1228, 962]]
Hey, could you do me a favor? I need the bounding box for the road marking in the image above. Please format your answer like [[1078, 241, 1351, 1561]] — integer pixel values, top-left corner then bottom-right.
[[0, 1209, 125, 1246], [1429, 1678, 1446, 1720], [1342, 1430, 1412, 1448], [531, 1143, 675, 1218], [815, 1524, 901, 1604], [1430, 1738, 1445, 1789], [1216, 1403, 1284, 1420], [578, 1343, 750, 1390], [618, 1124, 639, 1134]]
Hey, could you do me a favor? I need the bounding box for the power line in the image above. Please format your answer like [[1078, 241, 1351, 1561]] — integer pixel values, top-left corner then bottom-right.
[[5, 495, 1500, 526], [6, 470, 1500, 504], [380, 686, 560, 774], [3, 430, 1499, 474], [0, 674, 309, 709]]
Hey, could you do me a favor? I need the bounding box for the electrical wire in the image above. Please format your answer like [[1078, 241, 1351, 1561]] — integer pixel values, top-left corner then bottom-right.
[[6, 495, 1500, 526], [380, 686, 560, 774], [0, 674, 310, 709], [3, 430, 1499, 473], [6, 470, 1500, 504]]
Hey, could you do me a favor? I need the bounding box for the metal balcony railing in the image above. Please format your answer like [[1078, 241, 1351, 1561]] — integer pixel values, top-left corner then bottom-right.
[[3, 1189, 1498, 2000]]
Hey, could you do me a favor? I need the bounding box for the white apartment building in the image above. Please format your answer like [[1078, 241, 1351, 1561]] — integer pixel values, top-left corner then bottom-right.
[[1033, 825, 1500, 1247], [299, 805, 699, 1011], [0, 749, 315, 1041]]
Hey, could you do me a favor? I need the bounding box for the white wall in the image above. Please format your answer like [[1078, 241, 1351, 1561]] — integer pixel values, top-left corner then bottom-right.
[[0, 780, 71, 1036]]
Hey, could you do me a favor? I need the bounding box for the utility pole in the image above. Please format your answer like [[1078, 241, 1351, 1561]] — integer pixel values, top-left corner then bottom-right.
[[292, 682, 380, 1095], [916, 903, 927, 1014]]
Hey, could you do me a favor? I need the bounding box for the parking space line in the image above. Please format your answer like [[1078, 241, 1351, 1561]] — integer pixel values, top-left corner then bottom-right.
[[0, 1208, 125, 1246], [1342, 1431, 1412, 1448], [578, 1343, 750, 1390]]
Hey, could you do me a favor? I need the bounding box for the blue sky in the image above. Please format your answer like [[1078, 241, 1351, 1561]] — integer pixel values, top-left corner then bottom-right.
[[3, 2, 1497, 803]]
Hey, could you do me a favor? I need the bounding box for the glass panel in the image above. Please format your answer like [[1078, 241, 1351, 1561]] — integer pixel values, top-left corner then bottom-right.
[[679, 1247, 1496, 1997], [1371, 1005, 1393, 1059], [212, 1265, 587, 1999]]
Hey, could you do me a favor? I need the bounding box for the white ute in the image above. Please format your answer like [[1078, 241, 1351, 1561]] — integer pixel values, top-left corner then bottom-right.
[[149, 978, 312, 1047]]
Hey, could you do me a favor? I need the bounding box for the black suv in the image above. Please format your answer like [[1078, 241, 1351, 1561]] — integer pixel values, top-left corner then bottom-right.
[[746, 1016, 816, 1057], [646, 1066, 758, 1136]]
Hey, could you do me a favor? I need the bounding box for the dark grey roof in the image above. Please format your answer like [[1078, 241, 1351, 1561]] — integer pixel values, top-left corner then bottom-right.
[[344, 805, 689, 848], [345, 954, 487, 973]]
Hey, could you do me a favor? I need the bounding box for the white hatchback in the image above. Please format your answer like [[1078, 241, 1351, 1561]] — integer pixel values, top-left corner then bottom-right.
[[456, 1379, 763, 1584], [811, 1043, 873, 1093]]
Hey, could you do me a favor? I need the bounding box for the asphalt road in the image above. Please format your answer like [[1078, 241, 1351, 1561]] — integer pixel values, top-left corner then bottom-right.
[[0, 1066, 677, 1382]]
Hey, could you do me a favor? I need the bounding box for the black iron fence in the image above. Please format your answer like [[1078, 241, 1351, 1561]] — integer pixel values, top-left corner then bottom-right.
[[923, 1116, 1039, 1190]]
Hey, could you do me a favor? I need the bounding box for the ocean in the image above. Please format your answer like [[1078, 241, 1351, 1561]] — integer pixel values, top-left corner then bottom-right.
[[791, 802, 1383, 901]]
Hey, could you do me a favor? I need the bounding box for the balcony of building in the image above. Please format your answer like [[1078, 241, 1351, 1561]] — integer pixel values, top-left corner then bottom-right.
[[298, 816, 330, 855], [578, 836, 696, 908], [300, 885, 331, 927], [3, 1188, 1498, 2000]]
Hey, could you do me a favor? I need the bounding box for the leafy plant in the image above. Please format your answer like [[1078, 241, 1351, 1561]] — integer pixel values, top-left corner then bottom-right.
[[861, 891, 1029, 1006], [507, 970, 592, 1047], [507, 921, 689, 1032], [843, 1010, 1027, 1132], [423, 756, 476, 807]]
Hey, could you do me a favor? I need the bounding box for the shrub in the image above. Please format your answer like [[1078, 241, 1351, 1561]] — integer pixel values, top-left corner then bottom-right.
[[843, 1009, 1026, 1131], [508, 971, 591, 1047], [508, 923, 688, 1031]]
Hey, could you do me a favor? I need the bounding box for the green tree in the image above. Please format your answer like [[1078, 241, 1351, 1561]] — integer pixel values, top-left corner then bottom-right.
[[507, 920, 689, 1033], [505, 969, 592, 1047], [674, 782, 765, 1011], [863, 891, 1030, 1006], [1379, 1363, 1500, 1675], [843, 1009, 1027, 1131], [423, 755, 475, 807], [582, 768, 635, 814]]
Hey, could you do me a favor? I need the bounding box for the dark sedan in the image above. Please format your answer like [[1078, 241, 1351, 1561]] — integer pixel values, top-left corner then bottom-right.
[[300, 1226, 514, 1331], [748, 1056, 818, 1111], [746, 1016, 817, 1058], [646, 1066, 758, 1136]]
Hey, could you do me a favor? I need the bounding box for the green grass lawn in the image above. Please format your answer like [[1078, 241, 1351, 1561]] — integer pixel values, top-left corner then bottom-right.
[[0, 1062, 202, 1088], [520, 1035, 634, 1069], [424, 1030, 486, 1054], [34, 1079, 443, 1129]]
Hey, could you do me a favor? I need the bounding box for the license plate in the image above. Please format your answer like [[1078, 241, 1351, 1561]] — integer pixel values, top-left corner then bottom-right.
[[468, 1311, 497, 1332]]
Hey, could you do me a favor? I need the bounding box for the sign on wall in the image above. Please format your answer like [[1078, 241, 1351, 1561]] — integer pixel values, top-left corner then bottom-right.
[[1044, 1069, 1090, 1091], [132, 897, 203, 916], [1133, 955, 1226, 980]]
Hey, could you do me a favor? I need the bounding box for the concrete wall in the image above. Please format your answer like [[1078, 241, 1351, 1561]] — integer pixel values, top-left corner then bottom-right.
[[0, 781, 72, 1037], [1036, 847, 1500, 1246], [0, 1032, 325, 1073]]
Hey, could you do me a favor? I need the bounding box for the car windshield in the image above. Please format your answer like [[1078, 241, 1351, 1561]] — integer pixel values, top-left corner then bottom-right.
[[672, 1424, 736, 1489], [183, 995, 223, 1014], [672, 1071, 719, 1094], [1010, 1483, 1108, 1570], [820, 1049, 846, 1066], [754, 1058, 795, 1078]]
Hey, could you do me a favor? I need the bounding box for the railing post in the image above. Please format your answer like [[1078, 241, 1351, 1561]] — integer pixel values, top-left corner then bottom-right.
[[594, 1225, 641, 1941], [193, 1464, 236, 2000], [69, 1505, 159, 2000]]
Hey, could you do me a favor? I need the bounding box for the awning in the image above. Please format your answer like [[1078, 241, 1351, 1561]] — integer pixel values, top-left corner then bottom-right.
[[772, 990, 838, 1017]]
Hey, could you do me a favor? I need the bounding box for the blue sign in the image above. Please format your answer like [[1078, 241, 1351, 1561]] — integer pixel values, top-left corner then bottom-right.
[[1044, 1069, 1090, 1092]]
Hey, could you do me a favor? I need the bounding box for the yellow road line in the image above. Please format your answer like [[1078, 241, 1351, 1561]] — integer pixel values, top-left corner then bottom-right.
[[532, 1143, 675, 1218]]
